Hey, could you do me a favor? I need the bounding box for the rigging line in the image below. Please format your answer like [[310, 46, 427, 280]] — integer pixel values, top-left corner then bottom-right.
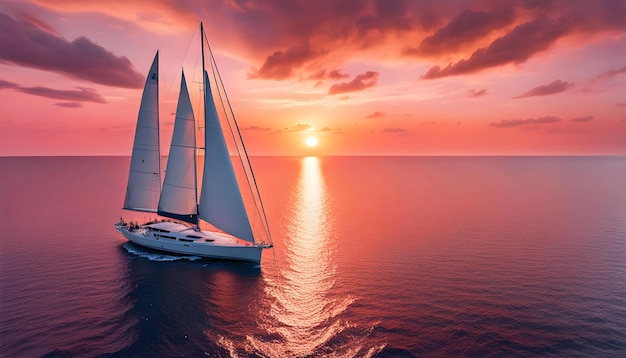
[[205, 39, 273, 243], [205, 36, 268, 241], [207, 53, 265, 240], [162, 27, 199, 117]]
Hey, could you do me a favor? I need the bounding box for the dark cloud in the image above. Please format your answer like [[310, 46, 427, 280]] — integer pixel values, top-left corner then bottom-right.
[[570, 115, 593, 123], [421, 18, 572, 79], [467, 88, 487, 98], [491, 115, 561, 128], [27, 1, 626, 84], [18, 86, 106, 103], [408, 7, 515, 56], [514, 80, 574, 99], [0, 13, 143, 88], [356, 0, 414, 34], [328, 71, 379, 95], [617, 102, 626, 107], [0, 79, 19, 89], [248, 44, 327, 80], [1, 79, 106, 104], [55, 102, 83, 108], [366, 111, 387, 118]]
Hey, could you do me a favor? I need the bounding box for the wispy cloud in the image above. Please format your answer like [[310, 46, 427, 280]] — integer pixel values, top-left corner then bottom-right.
[[592, 65, 626, 82], [570, 115, 593, 123], [381, 127, 407, 133], [366, 111, 387, 118], [491, 115, 561, 128], [513, 80, 574, 99], [282, 123, 313, 132], [54, 102, 83, 108], [0, 79, 20, 89], [243, 125, 271, 131], [328, 71, 379, 95], [0, 79, 106, 104], [0, 13, 143, 88], [467, 88, 487, 98]]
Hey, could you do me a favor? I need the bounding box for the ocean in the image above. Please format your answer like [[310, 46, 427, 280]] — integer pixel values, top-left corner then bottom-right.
[[1, 156, 625, 357]]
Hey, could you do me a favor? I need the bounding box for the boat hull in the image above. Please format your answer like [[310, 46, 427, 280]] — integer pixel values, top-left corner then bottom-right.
[[115, 221, 264, 263]]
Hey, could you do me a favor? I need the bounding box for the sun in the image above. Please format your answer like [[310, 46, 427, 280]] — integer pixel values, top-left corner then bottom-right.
[[305, 136, 318, 147]]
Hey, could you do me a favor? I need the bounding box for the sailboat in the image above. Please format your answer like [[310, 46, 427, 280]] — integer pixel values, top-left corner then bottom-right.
[[115, 23, 272, 263]]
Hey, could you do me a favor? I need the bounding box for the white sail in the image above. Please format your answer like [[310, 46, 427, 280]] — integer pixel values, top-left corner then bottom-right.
[[124, 52, 161, 212], [157, 71, 198, 224], [198, 71, 255, 243]]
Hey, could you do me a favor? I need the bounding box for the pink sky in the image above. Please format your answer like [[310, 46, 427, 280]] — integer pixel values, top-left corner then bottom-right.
[[1, 0, 625, 156]]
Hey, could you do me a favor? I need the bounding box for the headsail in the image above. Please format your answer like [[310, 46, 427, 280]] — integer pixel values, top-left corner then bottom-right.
[[124, 52, 161, 212], [198, 71, 255, 243], [157, 71, 199, 224]]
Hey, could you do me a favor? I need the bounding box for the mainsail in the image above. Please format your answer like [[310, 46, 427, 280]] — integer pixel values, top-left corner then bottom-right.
[[197, 71, 255, 243], [123, 52, 161, 212], [157, 71, 198, 224]]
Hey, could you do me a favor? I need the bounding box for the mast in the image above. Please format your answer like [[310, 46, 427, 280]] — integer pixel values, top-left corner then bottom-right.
[[198, 22, 205, 224], [201, 22, 206, 77]]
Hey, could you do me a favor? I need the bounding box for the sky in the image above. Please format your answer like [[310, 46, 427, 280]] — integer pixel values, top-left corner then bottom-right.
[[0, 0, 625, 156]]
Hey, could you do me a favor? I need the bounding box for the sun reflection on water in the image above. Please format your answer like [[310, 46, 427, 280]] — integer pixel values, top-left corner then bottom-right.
[[247, 157, 356, 356]]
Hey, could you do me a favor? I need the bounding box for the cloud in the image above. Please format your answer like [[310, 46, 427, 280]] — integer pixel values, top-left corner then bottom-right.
[[421, 18, 572, 79], [0, 13, 144, 88], [491, 115, 562, 128], [513, 79, 574, 99], [467, 88, 487, 98], [617, 102, 626, 107], [0, 79, 20, 89], [408, 7, 515, 56], [1, 79, 106, 104], [328, 71, 379, 95], [592, 66, 626, 82], [18, 86, 106, 103], [356, 0, 414, 34], [243, 125, 271, 131], [570, 115, 593, 123], [248, 44, 327, 80], [282, 123, 313, 132], [366, 111, 387, 118], [381, 127, 408, 134], [308, 69, 350, 81], [55, 102, 83, 108]]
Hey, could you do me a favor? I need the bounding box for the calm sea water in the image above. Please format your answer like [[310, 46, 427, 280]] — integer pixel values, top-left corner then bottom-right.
[[1, 156, 625, 357]]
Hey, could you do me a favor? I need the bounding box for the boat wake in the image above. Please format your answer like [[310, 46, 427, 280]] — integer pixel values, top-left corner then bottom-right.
[[123, 243, 202, 262]]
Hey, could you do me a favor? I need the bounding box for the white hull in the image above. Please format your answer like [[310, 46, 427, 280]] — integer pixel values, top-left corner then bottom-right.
[[115, 221, 266, 263]]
